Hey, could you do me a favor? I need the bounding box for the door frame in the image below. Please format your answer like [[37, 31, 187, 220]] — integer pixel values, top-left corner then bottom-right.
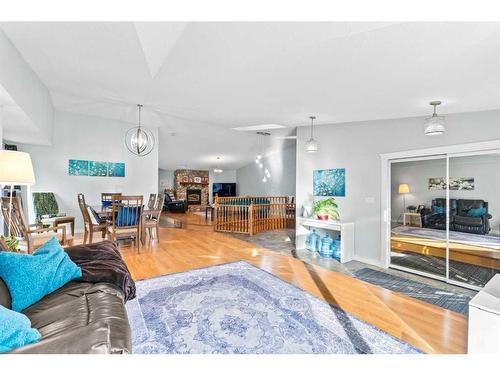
[[380, 139, 500, 277]]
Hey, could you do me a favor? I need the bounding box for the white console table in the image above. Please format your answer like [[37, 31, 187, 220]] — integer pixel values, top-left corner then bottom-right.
[[296, 217, 355, 263], [468, 274, 500, 353]]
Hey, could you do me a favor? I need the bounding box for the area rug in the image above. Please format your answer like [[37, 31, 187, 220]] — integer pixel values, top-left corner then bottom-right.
[[353, 268, 473, 315], [126, 261, 421, 354]]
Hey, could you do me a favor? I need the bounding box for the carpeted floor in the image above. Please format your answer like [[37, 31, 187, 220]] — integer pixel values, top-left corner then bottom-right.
[[353, 268, 473, 315], [126, 261, 421, 354]]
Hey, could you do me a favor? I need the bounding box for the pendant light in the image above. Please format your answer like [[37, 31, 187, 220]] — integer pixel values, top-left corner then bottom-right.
[[213, 156, 223, 174], [424, 101, 445, 136], [125, 104, 155, 156], [305, 116, 318, 153]]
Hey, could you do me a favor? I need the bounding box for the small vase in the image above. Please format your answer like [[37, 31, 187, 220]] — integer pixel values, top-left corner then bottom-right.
[[317, 214, 329, 221]]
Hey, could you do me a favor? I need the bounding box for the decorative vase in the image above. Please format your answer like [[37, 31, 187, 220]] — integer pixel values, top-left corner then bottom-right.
[[317, 214, 329, 221]]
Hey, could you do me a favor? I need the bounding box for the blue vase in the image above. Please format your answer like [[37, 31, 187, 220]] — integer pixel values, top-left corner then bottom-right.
[[319, 234, 334, 257], [306, 229, 320, 252]]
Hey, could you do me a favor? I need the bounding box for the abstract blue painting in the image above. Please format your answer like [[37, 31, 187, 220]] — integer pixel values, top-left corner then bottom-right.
[[313, 168, 345, 197], [88, 161, 108, 177], [68, 159, 89, 176], [108, 162, 125, 177]]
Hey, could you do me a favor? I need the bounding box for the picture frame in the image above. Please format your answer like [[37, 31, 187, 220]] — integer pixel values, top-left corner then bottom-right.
[[194, 176, 202, 183], [182, 175, 189, 183]]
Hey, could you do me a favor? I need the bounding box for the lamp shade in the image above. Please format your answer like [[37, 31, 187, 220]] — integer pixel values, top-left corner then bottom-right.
[[0, 150, 36, 185], [398, 183, 410, 194]]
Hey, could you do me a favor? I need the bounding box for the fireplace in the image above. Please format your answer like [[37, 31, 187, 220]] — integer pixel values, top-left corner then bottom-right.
[[186, 189, 202, 206]]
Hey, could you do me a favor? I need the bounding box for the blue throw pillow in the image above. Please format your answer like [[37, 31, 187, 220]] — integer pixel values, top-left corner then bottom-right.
[[467, 207, 487, 217], [0, 237, 82, 312], [432, 205, 446, 214], [0, 305, 41, 353], [116, 205, 142, 226]]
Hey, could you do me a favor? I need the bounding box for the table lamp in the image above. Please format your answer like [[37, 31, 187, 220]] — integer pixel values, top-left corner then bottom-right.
[[0, 150, 36, 236], [398, 183, 410, 212]]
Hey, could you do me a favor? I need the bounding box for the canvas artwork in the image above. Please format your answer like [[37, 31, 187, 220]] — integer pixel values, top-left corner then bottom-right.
[[68, 159, 89, 176], [313, 168, 346, 197], [108, 162, 126, 177], [89, 161, 109, 177], [428, 177, 475, 190]]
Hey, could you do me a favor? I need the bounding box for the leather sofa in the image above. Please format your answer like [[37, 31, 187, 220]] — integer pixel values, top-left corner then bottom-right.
[[0, 264, 131, 354], [164, 191, 187, 213], [421, 198, 492, 235]]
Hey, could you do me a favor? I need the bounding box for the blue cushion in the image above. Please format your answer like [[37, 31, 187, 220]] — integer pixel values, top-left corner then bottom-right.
[[0, 237, 82, 312], [467, 207, 487, 217], [116, 205, 142, 226], [432, 205, 446, 214], [0, 305, 41, 353], [101, 200, 113, 208]]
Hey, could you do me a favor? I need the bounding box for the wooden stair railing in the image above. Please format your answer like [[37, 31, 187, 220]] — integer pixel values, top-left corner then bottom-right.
[[214, 196, 295, 235]]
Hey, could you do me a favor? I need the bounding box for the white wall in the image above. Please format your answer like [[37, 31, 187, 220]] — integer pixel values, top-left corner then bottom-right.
[[18, 110, 159, 232], [391, 155, 500, 234], [0, 29, 54, 145], [158, 168, 174, 192], [296, 110, 500, 266], [209, 169, 237, 203], [236, 143, 296, 197]]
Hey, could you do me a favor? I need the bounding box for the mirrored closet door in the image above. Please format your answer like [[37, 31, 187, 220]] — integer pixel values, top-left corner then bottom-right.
[[389, 149, 500, 290], [390, 156, 447, 279]]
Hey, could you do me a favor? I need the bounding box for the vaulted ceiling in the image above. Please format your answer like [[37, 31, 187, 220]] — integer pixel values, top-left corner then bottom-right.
[[1, 22, 500, 169]]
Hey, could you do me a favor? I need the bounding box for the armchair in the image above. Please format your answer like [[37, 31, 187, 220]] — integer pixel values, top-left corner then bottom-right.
[[453, 199, 491, 235], [1, 196, 66, 253], [164, 190, 187, 213]]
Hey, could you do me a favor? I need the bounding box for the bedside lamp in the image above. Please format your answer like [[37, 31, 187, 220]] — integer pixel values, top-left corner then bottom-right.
[[0, 151, 36, 236], [398, 183, 410, 212]]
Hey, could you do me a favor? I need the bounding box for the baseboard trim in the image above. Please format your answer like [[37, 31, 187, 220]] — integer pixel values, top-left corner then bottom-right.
[[352, 254, 386, 269]]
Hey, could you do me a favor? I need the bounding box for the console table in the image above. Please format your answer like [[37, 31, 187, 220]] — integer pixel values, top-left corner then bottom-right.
[[296, 217, 355, 263]]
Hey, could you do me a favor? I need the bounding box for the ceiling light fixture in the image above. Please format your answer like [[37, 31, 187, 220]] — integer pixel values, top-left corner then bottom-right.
[[424, 101, 445, 136], [305, 116, 318, 153], [125, 104, 155, 156], [213, 156, 223, 174]]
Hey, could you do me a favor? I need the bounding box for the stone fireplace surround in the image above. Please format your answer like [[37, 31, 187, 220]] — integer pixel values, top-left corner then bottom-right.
[[174, 169, 209, 211]]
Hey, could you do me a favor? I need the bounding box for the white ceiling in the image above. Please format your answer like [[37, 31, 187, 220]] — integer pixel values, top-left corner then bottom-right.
[[1, 22, 500, 169]]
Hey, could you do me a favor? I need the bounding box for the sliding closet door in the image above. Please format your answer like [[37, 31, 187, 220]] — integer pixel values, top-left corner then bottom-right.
[[447, 152, 500, 288], [390, 156, 447, 278]]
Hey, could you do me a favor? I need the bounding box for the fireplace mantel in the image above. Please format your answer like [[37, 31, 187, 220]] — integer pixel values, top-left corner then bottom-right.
[[174, 169, 209, 211]]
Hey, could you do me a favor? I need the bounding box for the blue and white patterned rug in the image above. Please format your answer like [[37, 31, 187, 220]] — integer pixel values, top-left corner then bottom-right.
[[126, 261, 421, 354]]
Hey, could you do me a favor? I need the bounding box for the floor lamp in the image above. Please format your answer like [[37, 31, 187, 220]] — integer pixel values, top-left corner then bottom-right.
[[398, 183, 410, 214], [0, 151, 36, 237]]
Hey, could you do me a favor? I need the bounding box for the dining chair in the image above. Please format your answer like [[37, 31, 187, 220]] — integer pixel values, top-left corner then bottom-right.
[[147, 193, 157, 210], [1, 196, 66, 253], [141, 193, 165, 244], [77, 193, 107, 244], [107, 195, 143, 251], [101, 192, 122, 209]]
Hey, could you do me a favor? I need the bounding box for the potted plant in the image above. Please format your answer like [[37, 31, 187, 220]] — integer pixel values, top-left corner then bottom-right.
[[312, 198, 339, 221]]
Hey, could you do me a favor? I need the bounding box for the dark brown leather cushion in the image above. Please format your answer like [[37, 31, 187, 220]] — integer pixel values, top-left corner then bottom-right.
[[8, 281, 131, 354], [0, 277, 11, 309]]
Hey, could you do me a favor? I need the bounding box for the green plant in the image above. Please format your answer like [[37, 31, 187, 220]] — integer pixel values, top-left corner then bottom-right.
[[312, 198, 339, 220], [0, 235, 20, 252]]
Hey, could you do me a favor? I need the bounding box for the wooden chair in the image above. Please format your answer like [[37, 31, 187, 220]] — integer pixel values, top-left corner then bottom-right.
[[141, 193, 165, 244], [77, 193, 107, 244], [32, 192, 75, 238], [147, 193, 157, 210], [101, 192, 122, 209], [1, 197, 66, 253], [107, 195, 143, 251]]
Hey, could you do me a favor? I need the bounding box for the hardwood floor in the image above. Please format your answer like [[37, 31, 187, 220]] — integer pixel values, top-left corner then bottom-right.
[[105, 213, 467, 354]]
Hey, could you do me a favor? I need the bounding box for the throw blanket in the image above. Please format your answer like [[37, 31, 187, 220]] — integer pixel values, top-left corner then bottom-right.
[[66, 241, 136, 301]]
